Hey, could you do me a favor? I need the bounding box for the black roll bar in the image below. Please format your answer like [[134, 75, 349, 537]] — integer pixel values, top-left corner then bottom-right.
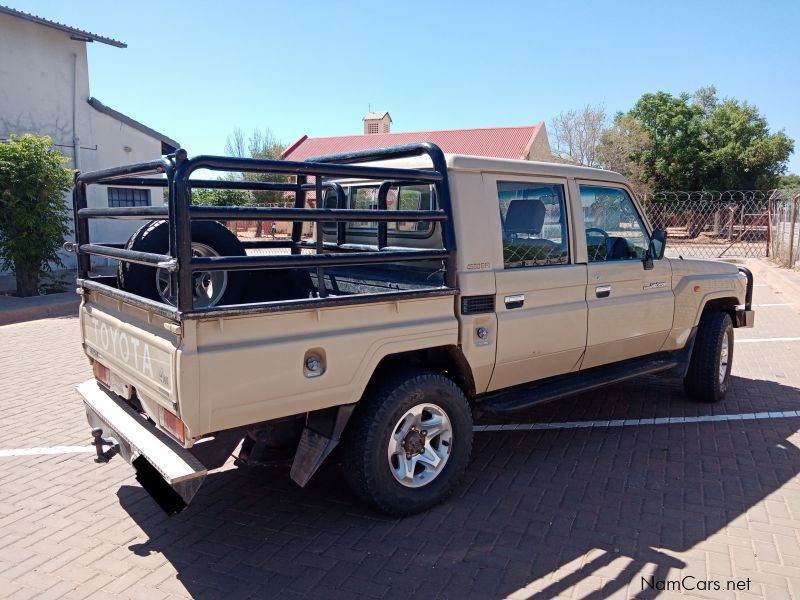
[[74, 143, 456, 314], [190, 249, 449, 272]]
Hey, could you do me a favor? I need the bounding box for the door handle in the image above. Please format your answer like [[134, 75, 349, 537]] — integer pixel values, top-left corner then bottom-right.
[[504, 294, 525, 309], [595, 285, 611, 298]]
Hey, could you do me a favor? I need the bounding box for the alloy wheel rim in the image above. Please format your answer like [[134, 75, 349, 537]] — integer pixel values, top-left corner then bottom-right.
[[387, 403, 452, 488], [719, 330, 730, 385], [156, 242, 228, 308]]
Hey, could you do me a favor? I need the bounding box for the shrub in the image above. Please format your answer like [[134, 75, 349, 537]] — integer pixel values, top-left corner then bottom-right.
[[0, 134, 73, 296]]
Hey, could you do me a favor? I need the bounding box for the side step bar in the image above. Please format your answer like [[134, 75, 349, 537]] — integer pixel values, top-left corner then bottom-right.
[[479, 355, 679, 413]]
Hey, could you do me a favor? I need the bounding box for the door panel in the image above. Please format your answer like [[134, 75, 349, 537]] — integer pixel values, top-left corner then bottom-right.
[[577, 182, 675, 369], [489, 265, 588, 390], [582, 260, 673, 368], [483, 173, 588, 392]]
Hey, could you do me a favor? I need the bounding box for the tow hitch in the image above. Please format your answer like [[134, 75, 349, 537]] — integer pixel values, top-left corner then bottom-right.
[[91, 427, 118, 463], [79, 380, 207, 515]]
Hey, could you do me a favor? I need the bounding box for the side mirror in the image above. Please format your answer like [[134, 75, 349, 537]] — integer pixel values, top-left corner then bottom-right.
[[651, 229, 667, 259], [643, 229, 667, 270]]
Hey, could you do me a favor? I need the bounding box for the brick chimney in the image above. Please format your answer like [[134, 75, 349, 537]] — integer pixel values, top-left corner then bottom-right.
[[363, 111, 392, 134]]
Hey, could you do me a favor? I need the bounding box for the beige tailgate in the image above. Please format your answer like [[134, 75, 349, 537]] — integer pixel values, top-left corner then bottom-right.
[[81, 302, 178, 411]]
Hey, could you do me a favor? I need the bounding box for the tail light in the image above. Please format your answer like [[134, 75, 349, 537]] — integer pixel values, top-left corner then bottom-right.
[[160, 407, 186, 444], [93, 361, 110, 387]]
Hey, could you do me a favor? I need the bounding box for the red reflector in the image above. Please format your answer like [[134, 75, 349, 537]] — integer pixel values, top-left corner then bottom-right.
[[93, 361, 110, 386], [160, 407, 185, 444]]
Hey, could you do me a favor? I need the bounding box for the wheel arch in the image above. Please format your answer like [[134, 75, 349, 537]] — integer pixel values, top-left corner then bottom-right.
[[697, 296, 740, 326], [369, 345, 477, 400]]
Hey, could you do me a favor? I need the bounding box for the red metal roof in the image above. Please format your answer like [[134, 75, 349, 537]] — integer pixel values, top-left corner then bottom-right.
[[281, 123, 544, 161]]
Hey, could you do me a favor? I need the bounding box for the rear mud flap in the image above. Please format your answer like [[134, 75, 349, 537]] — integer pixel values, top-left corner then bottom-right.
[[78, 380, 207, 515], [290, 404, 355, 487]]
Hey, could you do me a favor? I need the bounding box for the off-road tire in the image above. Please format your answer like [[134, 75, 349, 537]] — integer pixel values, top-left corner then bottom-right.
[[340, 368, 473, 516], [684, 311, 734, 403], [117, 220, 247, 306]]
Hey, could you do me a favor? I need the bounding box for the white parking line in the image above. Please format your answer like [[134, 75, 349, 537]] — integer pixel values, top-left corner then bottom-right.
[[0, 446, 95, 457], [474, 410, 800, 432], [752, 303, 794, 307], [2, 407, 796, 456], [736, 337, 800, 343]]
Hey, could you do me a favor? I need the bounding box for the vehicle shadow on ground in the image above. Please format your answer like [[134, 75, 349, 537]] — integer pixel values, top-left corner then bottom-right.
[[119, 376, 800, 599]]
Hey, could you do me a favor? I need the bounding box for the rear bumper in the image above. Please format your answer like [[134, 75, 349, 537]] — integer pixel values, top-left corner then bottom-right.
[[78, 379, 206, 514]]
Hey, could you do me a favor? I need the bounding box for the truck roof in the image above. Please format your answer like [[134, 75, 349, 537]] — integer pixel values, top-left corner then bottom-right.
[[444, 153, 628, 183]]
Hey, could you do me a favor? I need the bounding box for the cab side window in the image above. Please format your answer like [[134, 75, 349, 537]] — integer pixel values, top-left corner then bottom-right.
[[579, 185, 650, 262], [498, 182, 569, 268]]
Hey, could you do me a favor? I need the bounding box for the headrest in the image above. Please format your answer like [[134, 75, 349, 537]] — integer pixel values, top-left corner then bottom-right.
[[505, 199, 546, 235]]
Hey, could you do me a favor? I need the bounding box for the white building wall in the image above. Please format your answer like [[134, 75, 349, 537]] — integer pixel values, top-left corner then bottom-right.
[[0, 12, 90, 155], [83, 110, 165, 244], [0, 12, 167, 271]]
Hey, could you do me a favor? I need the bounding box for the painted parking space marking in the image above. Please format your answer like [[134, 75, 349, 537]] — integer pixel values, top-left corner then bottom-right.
[[752, 303, 794, 307], [0, 446, 95, 457], [736, 337, 800, 343], [474, 410, 800, 433]]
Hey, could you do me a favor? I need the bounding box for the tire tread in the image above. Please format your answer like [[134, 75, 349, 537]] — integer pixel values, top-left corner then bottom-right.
[[340, 368, 472, 516], [684, 311, 733, 403]]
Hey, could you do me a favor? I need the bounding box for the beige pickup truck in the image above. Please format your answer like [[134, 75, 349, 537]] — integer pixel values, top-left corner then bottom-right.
[[72, 143, 754, 516]]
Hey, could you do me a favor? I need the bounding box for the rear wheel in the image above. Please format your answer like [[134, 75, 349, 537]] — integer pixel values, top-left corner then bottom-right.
[[684, 311, 734, 403], [340, 369, 472, 515], [118, 220, 247, 308]]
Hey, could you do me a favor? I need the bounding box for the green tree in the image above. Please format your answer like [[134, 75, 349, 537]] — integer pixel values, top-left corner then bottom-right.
[[0, 134, 73, 296], [190, 186, 252, 206], [598, 87, 794, 192], [778, 173, 800, 189], [623, 91, 707, 191], [702, 98, 794, 189]]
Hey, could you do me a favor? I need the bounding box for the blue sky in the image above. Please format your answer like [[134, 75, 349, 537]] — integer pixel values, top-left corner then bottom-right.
[[15, 0, 800, 173]]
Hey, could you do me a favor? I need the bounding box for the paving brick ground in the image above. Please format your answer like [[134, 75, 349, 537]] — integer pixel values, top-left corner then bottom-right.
[[0, 259, 799, 599]]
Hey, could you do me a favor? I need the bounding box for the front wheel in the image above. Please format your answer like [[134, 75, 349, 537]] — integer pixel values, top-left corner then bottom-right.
[[340, 369, 473, 516], [684, 311, 734, 403]]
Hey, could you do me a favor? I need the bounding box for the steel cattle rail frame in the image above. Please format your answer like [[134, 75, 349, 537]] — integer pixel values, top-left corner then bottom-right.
[[73, 143, 457, 317]]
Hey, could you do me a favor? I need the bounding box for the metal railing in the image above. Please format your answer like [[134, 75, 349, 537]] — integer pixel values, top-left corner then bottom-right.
[[73, 143, 457, 317]]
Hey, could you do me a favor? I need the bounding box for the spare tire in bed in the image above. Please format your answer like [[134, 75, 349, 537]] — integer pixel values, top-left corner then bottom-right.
[[118, 220, 247, 308]]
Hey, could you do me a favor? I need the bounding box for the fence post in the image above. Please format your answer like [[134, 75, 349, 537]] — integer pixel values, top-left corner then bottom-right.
[[789, 196, 798, 269], [766, 191, 773, 258]]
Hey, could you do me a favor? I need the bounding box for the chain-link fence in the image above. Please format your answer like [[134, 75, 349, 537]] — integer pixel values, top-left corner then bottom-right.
[[769, 190, 800, 269], [640, 190, 780, 259]]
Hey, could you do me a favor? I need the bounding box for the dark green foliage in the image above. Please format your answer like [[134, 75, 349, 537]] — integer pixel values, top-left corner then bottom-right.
[[777, 173, 800, 189], [190, 186, 252, 206], [0, 135, 73, 296], [599, 87, 794, 192]]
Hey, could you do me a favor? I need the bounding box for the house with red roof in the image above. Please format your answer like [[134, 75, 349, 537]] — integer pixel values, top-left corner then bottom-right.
[[281, 112, 552, 162]]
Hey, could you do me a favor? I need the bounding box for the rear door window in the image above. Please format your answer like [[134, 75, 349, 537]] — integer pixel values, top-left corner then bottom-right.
[[497, 182, 569, 268]]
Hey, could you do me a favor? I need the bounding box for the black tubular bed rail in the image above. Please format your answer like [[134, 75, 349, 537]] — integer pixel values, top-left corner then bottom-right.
[[73, 143, 456, 316]]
